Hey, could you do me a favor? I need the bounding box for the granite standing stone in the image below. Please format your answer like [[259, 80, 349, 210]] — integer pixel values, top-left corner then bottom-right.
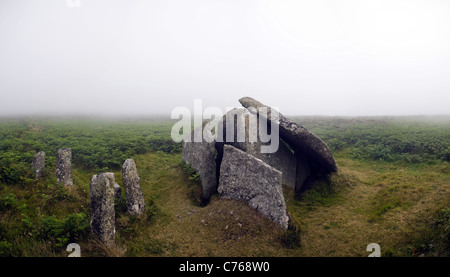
[[56, 148, 73, 186], [90, 172, 116, 247], [218, 144, 289, 229], [182, 124, 218, 201], [113, 182, 122, 199], [122, 159, 145, 216], [32, 151, 45, 179]]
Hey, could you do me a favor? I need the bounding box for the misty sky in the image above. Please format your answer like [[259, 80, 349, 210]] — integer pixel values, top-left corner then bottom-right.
[[0, 0, 449, 116]]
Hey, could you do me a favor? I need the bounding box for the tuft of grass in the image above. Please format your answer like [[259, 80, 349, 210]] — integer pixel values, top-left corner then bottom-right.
[[296, 172, 349, 209], [0, 240, 13, 257], [86, 239, 127, 257], [368, 183, 426, 221], [402, 206, 450, 257], [145, 199, 161, 223], [279, 216, 301, 249], [179, 161, 208, 207], [114, 195, 128, 214]]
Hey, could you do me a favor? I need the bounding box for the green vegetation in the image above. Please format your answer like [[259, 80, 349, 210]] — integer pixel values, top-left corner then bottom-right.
[[0, 117, 181, 185], [0, 115, 449, 257], [292, 116, 450, 163], [179, 161, 207, 206]]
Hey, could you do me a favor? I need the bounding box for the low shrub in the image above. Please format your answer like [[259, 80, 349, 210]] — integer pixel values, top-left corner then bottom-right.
[[39, 213, 90, 243], [0, 193, 19, 211]]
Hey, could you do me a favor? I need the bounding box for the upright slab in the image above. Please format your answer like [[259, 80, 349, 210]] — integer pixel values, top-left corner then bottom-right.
[[216, 108, 297, 188], [182, 126, 217, 201], [56, 148, 73, 186], [90, 172, 116, 247], [122, 159, 145, 216], [218, 145, 289, 229], [32, 151, 45, 179]]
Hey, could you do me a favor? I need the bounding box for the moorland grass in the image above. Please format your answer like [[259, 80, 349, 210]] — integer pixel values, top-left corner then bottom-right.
[[0, 116, 449, 257]]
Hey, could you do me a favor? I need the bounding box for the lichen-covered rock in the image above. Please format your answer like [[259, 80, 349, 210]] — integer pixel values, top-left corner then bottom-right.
[[182, 125, 217, 201], [122, 159, 145, 216], [113, 182, 122, 199], [90, 173, 115, 247], [239, 97, 338, 173], [216, 108, 297, 188], [218, 145, 289, 229], [239, 97, 337, 197], [32, 151, 45, 179], [56, 148, 73, 186]]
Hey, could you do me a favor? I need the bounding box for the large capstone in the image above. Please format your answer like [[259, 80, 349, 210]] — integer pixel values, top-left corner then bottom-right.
[[218, 144, 289, 229], [56, 148, 73, 186], [32, 151, 45, 179], [90, 172, 116, 247], [239, 96, 338, 173], [216, 108, 297, 188], [182, 125, 217, 201], [122, 159, 145, 216], [239, 97, 337, 196]]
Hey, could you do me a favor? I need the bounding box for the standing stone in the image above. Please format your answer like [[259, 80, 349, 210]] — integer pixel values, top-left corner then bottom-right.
[[90, 173, 115, 247], [32, 151, 45, 179], [122, 159, 145, 216], [113, 182, 122, 199], [182, 124, 217, 201], [56, 148, 73, 186], [218, 145, 289, 229]]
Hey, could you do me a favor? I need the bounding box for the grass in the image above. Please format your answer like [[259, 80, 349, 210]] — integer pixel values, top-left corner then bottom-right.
[[0, 117, 449, 257], [283, 155, 449, 257], [2, 150, 447, 257]]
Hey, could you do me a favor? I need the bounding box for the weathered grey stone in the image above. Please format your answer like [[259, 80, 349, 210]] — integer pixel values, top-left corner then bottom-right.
[[90, 172, 115, 247], [56, 148, 73, 186], [239, 96, 338, 173], [260, 141, 296, 188], [216, 108, 297, 188], [218, 145, 289, 229], [113, 182, 122, 199], [32, 151, 45, 179], [182, 125, 217, 200], [122, 159, 145, 216], [239, 96, 337, 197]]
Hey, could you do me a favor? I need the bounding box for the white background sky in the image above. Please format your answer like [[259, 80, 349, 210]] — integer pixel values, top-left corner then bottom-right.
[[0, 0, 449, 116]]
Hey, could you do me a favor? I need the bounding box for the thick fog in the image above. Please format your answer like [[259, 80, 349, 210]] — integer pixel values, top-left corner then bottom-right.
[[0, 0, 449, 116]]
